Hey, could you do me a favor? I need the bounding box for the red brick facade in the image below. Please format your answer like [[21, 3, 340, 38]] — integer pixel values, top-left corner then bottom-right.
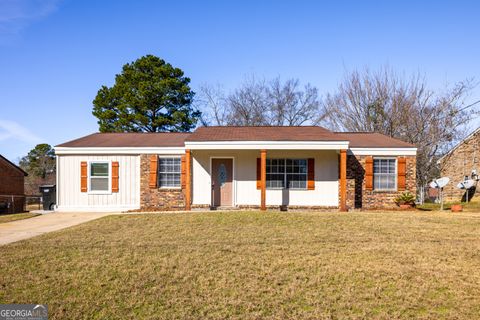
[[0, 155, 27, 213], [440, 129, 480, 202], [345, 154, 416, 209], [139, 154, 186, 211]]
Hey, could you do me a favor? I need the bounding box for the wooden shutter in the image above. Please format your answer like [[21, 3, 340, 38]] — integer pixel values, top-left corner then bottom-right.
[[365, 156, 373, 191], [149, 155, 158, 188], [112, 161, 119, 193], [397, 157, 407, 191], [307, 158, 315, 190], [81, 161, 88, 192], [256, 158, 261, 190], [181, 155, 186, 189]]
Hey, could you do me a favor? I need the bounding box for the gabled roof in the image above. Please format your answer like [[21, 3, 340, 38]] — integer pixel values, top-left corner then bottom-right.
[[334, 132, 415, 148], [56, 132, 190, 148], [0, 155, 28, 176], [438, 127, 480, 163], [185, 126, 347, 142]]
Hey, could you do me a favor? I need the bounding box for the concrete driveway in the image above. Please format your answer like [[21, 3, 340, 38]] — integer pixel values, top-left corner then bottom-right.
[[0, 212, 112, 245]]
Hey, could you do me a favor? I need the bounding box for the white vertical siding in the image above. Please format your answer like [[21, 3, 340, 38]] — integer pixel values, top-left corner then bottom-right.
[[192, 150, 339, 207], [57, 155, 140, 212]]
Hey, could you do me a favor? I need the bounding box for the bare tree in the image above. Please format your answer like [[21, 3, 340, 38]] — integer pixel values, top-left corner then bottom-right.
[[198, 76, 328, 126], [322, 66, 477, 189]]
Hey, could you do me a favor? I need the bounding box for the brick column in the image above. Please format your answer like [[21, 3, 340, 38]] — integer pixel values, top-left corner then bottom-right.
[[340, 149, 347, 212], [185, 149, 191, 211], [260, 149, 266, 211]]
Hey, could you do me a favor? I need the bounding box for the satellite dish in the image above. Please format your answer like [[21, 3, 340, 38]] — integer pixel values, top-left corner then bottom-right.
[[457, 179, 475, 189], [430, 177, 450, 188]]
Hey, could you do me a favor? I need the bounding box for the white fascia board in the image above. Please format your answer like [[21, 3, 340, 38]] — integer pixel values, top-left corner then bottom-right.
[[184, 140, 350, 150], [55, 147, 185, 155], [349, 148, 417, 156]]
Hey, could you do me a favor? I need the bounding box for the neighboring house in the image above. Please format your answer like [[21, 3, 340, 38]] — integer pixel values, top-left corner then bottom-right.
[[439, 127, 480, 202], [0, 154, 28, 213], [54, 126, 417, 212]]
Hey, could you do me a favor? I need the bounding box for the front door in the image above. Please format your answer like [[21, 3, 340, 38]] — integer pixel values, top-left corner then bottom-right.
[[211, 158, 233, 207]]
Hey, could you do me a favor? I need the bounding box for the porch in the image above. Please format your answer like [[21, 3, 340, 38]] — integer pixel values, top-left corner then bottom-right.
[[184, 148, 348, 211]]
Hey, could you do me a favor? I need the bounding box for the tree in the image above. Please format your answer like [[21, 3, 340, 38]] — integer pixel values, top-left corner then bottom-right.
[[19, 144, 56, 195], [92, 55, 201, 132], [198, 76, 328, 126], [322, 66, 477, 190]]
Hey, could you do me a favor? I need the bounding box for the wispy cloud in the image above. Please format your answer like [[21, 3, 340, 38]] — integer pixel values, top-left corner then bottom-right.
[[0, 0, 60, 37], [0, 119, 43, 144]]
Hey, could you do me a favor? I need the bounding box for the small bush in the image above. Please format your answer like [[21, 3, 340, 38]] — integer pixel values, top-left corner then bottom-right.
[[395, 192, 416, 206]]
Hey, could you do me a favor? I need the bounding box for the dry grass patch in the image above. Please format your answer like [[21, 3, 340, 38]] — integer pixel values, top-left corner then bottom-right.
[[1, 211, 480, 319], [0, 212, 40, 224]]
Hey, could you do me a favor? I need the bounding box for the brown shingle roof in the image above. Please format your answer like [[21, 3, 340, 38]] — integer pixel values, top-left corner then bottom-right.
[[334, 132, 415, 148], [55, 128, 416, 149], [185, 126, 347, 141], [56, 133, 190, 148]]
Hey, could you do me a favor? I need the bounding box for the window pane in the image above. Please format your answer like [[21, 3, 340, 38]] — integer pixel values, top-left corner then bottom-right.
[[158, 157, 181, 188], [287, 173, 307, 189], [373, 158, 396, 190], [91, 177, 108, 191], [91, 163, 109, 176]]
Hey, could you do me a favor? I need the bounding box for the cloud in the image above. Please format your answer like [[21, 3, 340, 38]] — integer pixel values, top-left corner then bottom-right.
[[0, 119, 43, 144], [0, 0, 60, 36]]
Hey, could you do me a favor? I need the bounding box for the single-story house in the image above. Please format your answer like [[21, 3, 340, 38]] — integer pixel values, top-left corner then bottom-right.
[[0, 154, 28, 213], [54, 126, 417, 212], [439, 126, 480, 202]]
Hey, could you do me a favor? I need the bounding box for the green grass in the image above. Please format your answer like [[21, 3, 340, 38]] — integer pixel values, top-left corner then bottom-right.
[[1, 210, 480, 319], [417, 201, 480, 211], [0, 212, 40, 224]]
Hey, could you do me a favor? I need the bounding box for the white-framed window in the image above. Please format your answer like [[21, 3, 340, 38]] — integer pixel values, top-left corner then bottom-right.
[[158, 157, 181, 188], [373, 158, 396, 191], [89, 161, 110, 192], [266, 158, 307, 190]]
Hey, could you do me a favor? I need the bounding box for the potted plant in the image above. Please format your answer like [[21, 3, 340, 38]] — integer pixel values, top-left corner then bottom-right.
[[394, 192, 416, 209], [451, 203, 463, 212]]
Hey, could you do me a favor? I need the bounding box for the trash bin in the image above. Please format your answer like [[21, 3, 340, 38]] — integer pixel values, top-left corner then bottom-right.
[[39, 185, 56, 211]]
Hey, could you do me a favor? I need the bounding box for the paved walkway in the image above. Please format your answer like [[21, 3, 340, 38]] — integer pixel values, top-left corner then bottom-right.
[[0, 212, 112, 245]]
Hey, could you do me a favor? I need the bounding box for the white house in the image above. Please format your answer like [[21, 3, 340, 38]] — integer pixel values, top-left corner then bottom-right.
[[54, 126, 417, 212]]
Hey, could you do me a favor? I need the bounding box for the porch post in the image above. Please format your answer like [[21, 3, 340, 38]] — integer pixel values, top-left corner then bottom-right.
[[340, 149, 347, 212], [185, 149, 191, 211], [260, 149, 267, 211]]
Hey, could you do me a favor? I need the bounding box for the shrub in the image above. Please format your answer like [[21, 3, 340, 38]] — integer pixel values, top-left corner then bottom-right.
[[394, 192, 416, 206]]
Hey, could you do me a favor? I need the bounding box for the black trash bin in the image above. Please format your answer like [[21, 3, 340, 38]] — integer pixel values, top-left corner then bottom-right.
[[39, 185, 56, 211]]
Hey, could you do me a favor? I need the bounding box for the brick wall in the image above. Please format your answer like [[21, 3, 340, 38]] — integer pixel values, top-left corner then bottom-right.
[[0, 156, 26, 213], [440, 130, 480, 202], [345, 154, 416, 209], [139, 154, 186, 211]]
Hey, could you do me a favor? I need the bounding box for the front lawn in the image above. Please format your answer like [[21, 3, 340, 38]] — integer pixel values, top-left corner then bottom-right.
[[1, 211, 480, 319], [0, 212, 40, 224]]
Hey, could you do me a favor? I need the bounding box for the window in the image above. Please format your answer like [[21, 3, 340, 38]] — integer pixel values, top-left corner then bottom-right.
[[90, 162, 110, 192], [373, 158, 396, 190], [266, 159, 285, 188], [158, 157, 181, 188], [266, 158, 307, 189]]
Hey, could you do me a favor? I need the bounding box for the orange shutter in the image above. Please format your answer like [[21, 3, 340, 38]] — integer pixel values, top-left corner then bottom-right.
[[307, 158, 315, 190], [149, 155, 158, 188], [256, 158, 261, 190], [181, 155, 186, 189], [397, 157, 406, 191], [81, 161, 88, 192], [112, 161, 119, 193], [365, 156, 373, 191]]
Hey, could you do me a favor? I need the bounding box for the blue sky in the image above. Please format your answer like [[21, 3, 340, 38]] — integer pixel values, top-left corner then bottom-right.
[[0, 0, 479, 162]]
